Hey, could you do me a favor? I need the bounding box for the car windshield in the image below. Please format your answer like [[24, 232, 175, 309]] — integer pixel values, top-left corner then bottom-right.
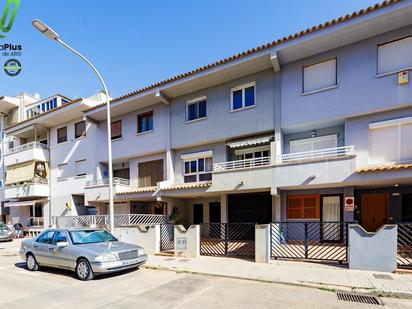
[[69, 230, 117, 245]]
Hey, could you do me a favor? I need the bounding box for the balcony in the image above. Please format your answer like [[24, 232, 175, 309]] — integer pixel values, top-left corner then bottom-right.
[[213, 156, 270, 172], [85, 177, 131, 202], [4, 179, 49, 199], [280, 146, 355, 164], [209, 146, 356, 192], [4, 142, 49, 166]]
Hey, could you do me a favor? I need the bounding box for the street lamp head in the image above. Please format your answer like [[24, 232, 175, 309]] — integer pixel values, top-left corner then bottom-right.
[[32, 19, 60, 40]]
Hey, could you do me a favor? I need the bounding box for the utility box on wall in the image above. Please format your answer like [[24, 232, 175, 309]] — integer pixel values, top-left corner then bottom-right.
[[398, 70, 408, 85]]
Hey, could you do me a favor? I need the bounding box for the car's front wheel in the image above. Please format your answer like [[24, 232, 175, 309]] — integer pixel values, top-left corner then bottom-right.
[[26, 253, 39, 271], [76, 258, 94, 281]]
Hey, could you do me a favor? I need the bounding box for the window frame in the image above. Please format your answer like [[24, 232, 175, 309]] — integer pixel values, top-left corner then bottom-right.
[[186, 96, 207, 123], [111, 120, 122, 140], [230, 82, 256, 111], [57, 126, 67, 144], [74, 121, 86, 139], [183, 156, 213, 183], [302, 57, 337, 95], [75, 159, 87, 177], [377, 35, 412, 76], [137, 110, 154, 134]]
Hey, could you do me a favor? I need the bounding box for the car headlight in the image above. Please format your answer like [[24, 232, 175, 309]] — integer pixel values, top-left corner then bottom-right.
[[138, 249, 145, 256], [95, 254, 118, 263]]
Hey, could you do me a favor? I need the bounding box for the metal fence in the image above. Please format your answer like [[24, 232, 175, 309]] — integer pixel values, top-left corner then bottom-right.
[[271, 222, 348, 263], [160, 223, 175, 252], [397, 223, 412, 268], [200, 223, 255, 257], [51, 214, 168, 229]]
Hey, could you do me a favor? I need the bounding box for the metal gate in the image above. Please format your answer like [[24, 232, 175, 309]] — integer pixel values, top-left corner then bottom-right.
[[271, 222, 348, 263], [160, 223, 175, 252], [200, 223, 255, 257], [397, 223, 412, 268]]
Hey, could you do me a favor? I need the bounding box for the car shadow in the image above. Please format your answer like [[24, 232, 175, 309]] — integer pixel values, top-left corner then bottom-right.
[[14, 262, 140, 280]]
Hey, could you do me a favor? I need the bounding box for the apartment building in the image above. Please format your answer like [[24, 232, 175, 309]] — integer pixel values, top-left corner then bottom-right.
[[1, 0, 412, 235]]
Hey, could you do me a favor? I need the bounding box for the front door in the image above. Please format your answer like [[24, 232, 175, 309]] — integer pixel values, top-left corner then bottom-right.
[[361, 194, 388, 232], [321, 195, 341, 241], [193, 204, 203, 224], [209, 202, 221, 223]]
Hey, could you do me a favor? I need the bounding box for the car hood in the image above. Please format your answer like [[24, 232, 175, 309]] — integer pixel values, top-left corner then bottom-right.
[[75, 241, 141, 254]]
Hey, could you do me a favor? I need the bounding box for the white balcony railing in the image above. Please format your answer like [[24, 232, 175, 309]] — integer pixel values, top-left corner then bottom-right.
[[213, 156, 270, 172], [280, 145, 355, 163], [5, 141, 48, 155], [85, 177, 130, 188]]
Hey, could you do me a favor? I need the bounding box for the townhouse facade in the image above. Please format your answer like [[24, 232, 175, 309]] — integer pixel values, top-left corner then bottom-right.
[[1, 0, 412, 237]]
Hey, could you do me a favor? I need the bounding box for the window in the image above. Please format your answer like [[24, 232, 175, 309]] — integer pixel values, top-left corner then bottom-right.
[[186, 97, 207, 121], [230, 82, 255, 111], [287, 195, 320, 219], [369, 117, 412, 164], [137, 111, 153, 133], [57, 163, 67, 179], [302, 58, 337, 93], [289, 134, 337, 154], [75, 160, 87, 177], [111, 120, 122, 139], [138, 160, 164, 187], [235, 146, 270, 161], [53, 231, 67, 245], [75, 121, 86, 138], [378, 36, 412, 75], [37, 231, 55, 244], [57, 127, 67, 143], [183, 157, 213, 183]]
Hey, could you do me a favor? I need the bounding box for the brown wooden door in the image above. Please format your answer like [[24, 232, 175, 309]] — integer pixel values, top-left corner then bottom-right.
[[361, 194, 388, 232]]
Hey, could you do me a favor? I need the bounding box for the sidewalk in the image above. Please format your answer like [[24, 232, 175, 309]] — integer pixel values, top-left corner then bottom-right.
[[144, 255, 412, 298]]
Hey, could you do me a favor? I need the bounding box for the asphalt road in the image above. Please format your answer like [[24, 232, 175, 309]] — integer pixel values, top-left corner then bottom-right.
[[0, 240, 411, 309]]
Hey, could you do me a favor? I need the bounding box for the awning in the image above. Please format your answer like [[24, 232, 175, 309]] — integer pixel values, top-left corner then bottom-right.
[[227, 135, 274, 149], [4, 199, 47, 208], [5, 161, 35, 185]]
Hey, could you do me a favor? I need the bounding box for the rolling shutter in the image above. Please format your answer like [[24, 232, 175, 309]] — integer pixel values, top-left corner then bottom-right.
[[369, 126, 398, 164], [303, 58, 336, 93], [378, 36, 412, 74]]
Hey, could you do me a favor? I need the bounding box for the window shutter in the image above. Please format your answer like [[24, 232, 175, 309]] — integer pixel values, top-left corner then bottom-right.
[[303, 58, 336, 93], [287, 198, 302, 219], [303, 196, 319, 219], [287, 195, 320, 219], [378, 36, 412, 74], [401, 123, 412, 162], [369, 126, 399, 164], [111, 120, 122, 138]]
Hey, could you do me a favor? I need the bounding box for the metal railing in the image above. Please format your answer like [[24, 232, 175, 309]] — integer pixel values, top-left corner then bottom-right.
[[280, 145, 355, 163], [213, 156, 270, 172], [200, 223, 256, 257], [397, 223, 412, 268], [271, 222, 348, 263], [5, 141, 48, 155], [51, 213, 169, 228], [5, 178, 49, 188], [85, 177, 130, 187], [28, 217, 44, 227]]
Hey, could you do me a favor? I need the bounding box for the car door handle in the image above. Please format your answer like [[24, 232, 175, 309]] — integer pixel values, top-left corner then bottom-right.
[[33, 245, 38, 249]]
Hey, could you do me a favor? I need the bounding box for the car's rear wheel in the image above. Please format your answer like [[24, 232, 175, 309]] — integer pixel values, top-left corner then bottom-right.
[[76, 258, 94, 281], [26, 253, 39, 271]]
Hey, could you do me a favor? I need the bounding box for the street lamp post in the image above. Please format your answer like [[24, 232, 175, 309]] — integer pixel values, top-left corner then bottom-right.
[[32, 19, 115, 232]]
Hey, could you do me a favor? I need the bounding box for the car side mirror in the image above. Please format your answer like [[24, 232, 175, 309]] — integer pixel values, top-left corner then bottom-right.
[[57, 241, 68, 248]]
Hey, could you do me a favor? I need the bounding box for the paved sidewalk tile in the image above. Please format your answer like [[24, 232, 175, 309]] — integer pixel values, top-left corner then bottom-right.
[[145, 255, 412, 297]]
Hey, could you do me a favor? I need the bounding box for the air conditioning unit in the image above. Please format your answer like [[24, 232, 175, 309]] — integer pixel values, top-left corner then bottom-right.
[[398, 70, 408, 85]]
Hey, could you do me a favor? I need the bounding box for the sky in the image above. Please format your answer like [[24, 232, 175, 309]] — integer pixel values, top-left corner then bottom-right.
[[1, 0, 381, 100]]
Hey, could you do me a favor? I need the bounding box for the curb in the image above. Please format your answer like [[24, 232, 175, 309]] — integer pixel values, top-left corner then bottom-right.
[[142, 264, 412, 300]]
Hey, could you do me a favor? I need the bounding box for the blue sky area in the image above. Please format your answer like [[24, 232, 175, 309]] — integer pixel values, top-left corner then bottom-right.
[[1, 0, 380, 99]]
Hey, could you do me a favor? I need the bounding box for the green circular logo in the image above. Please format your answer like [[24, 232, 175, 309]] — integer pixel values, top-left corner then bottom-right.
[[4, 58, 21, 76]]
